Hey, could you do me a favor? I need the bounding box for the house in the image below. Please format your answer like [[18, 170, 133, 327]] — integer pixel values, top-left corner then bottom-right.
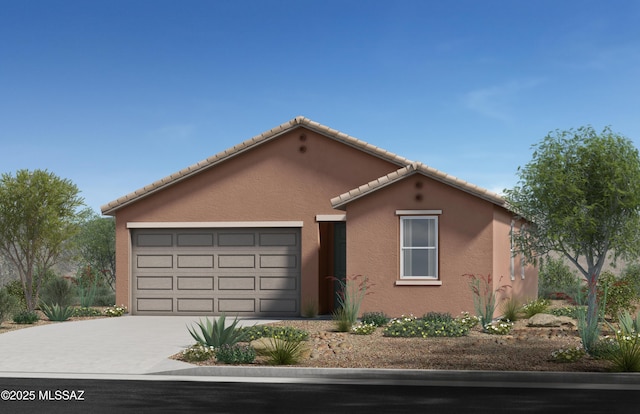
[[101, 117, 537, 317]]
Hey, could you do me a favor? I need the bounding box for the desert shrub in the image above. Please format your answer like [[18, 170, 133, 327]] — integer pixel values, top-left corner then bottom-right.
[[550, 347, 586, 363], [41, 303, 74, 322], [239, 325, 309, 342], [606, 331, 640, 372], [182, 344, 216, 362], [188, 313, 246, 348], [422, 312, 454, 323], [215, 344, 256, 364], [588, 339, 619, 360], [457, 312, 480, 330], [383, 314, 470, 338], [39, 277, 74, 308], [361, 311, 389, 327], [597, 271, 637, 319], [12, 310, 39, 324], [72, 307, 103, 317], [103, 305, 127, 317], [265, 338, 307, 365], [538, 256, 582, 301], [483, 319, 514, 335], [0, 288, 18, 324], [4, 279, 27, 310], [501, 297, 521, 321], [550, 306, 579, 319], [330, 274, 372, 332], [351, 322, 377, 335], [92, 283, 115, 306], [77, 280, 98, 308], [522, 298, 550, 318], [621, 264, 640, 297]]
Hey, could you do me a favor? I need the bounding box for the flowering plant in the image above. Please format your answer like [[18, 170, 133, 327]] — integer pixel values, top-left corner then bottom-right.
[[351, 322, 377, 335], [329, 274, 374, 332], [457, 312, 480, 330], [521, 298, 550, 318], [464, 273, 511, 330], [550, 346, 586, 363], [483, 319, 513, 335], [182, 344, 216, 362], [104, 305, 127, 317]]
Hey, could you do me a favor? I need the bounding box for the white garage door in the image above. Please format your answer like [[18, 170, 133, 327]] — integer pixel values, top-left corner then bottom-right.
[[131, 228, 300, 316]]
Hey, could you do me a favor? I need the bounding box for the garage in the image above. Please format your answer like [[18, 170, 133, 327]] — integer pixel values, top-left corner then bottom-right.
[[130, 228, 301, 316]]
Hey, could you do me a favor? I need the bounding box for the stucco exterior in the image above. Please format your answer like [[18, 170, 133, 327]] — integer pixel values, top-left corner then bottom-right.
[[102, 117, 537, 317], [339, 168, 536, 317]]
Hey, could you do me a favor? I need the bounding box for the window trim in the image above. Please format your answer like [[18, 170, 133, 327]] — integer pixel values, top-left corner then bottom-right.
[[399, 215, 439, 280]]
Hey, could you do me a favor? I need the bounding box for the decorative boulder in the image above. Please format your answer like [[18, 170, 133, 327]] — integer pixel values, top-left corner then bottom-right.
[[527, 313, 576, 327]]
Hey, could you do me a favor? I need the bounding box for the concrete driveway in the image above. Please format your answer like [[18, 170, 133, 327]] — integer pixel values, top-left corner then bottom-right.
[[0, 316, 278, 375]]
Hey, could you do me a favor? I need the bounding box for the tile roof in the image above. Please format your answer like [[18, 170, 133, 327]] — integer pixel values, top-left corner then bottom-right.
[[101, 116, 413, 215], [101, 117, 506, 215], [330, 162, 505, 210]]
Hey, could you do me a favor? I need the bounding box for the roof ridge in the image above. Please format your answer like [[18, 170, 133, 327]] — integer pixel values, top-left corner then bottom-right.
[[101, 117, 412, 214]]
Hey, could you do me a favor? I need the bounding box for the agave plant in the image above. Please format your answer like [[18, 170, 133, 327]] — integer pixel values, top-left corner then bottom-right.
[[41, 303, 74, 322], [187, 313, 246, 348]]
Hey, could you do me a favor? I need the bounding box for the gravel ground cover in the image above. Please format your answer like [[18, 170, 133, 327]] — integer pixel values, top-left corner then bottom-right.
[[178, 318, 613, 372]]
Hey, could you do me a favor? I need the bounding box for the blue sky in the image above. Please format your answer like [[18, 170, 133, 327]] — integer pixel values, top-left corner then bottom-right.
[[2, 0, 639, 214]]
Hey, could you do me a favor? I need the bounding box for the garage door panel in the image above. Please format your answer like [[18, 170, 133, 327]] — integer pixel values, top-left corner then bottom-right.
[[259, 233, 296, 246], [177, 276, 214, 290], [177, 233, 214, 247], [132, 228, 299, 316], [218, 276, 255, 291], [137, 276, 173, 290], [218, 298, 256, 313], [137, 298, 173, 312], [260, 299, 297, 313], [177, 298, 214, 312], [260, 254, 297, 268], [218, 233, 256, 247], [218, 255, 256, 268], [137, 255, 173, 268], [137, 234, 173, 247], [260, 276, 296, 291], [177, 255, 214, 268]]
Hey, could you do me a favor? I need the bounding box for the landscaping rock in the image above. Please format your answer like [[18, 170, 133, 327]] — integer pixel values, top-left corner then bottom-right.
[[527, 313, 576, 328]]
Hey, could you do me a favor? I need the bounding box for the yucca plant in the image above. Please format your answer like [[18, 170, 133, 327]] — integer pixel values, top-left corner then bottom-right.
[[187, 313, 246, 348], [41, 303, 74, 322]]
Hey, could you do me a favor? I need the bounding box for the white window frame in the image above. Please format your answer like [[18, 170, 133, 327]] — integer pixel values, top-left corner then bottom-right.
[[399, 215, 439, 280]]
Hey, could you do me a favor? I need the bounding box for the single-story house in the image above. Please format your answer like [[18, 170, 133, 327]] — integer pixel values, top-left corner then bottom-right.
[[101, 117, 537, 317]]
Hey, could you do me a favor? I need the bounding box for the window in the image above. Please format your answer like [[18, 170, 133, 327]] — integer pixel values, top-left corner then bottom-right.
[[400, 216, 438, 278]]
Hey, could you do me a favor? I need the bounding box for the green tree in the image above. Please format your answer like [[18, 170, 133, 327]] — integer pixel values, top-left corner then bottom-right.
[[75, 214, 116, 290], [504, 126, 640, 351], [0, 169, 86, 311]]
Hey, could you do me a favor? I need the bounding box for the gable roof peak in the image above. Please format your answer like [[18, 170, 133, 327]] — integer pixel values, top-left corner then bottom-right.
[[331, 161, 506, 210], [101, 116, 411, 215]]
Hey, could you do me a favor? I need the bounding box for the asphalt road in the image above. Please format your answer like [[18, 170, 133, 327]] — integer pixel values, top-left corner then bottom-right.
[[0, 375, 636, 414]]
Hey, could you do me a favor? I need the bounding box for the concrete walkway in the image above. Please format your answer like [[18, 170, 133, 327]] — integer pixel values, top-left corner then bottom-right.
[[0, 316, 277, 375]]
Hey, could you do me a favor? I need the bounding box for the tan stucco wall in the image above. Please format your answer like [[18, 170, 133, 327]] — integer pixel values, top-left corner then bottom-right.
[[343, 172, 499, 317], [492, 208, 538, 317], [111, 127, 400, 311]]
